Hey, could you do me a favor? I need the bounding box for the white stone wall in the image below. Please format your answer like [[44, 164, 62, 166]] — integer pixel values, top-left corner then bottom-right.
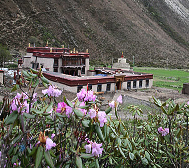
[[58, 58, 62, 73], [0, 72, 4, 84], [36, 57, 54, 71], [23, 53, 33, 68], [85, 58, 89, 76]]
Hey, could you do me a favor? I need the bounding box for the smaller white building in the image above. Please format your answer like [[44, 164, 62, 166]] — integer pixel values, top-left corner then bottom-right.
[[112, 53, 130, 70]]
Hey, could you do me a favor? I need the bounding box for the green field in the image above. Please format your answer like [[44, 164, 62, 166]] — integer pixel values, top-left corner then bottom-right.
[[133, 67, 189, 92]]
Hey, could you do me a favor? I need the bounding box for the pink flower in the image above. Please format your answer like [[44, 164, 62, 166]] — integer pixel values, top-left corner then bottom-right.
[[42, 85, 62, 97], [65, 106, 73, 117], [84, 144, 91, 153], [15, 92, 28, 100], [109, 101, 115, 108], [77, 89, 96, 102], [89, 108, 96, 119], [56, 102, 73, 117], [46, 138, 56, 150], [10, 98, 29, 114], [51, 134, 55, 139], [117, 95, 122, 104], [32, 93, 37, 101], [84, 90, 96, 102], [84, 141, 103, 157], [92, 142, 103, 157], [98, 111, 107, 127], [77, 89, 86, 102], [158, 127, 169, 136], [79, 102, 87, 115]]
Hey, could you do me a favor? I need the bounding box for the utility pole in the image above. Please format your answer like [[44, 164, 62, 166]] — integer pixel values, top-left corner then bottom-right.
[[133, 56, 135, 67]]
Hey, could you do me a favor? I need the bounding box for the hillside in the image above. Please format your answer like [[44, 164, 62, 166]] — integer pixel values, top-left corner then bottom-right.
[[0, 0, 188, 68]]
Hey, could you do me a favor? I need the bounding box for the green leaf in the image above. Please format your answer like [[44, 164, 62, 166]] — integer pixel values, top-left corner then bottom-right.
[[49, 150, 56, 158], [29, 147, 37, 156], [35, 146, 43, 168], [76, 155, 82, 168], [22, 70, 32, 78], [124, 138, 132, 151], [109, 125, 118, 137], [12, 134, 22, 144], [95, 123, 104, 142], [80, 153, 93, 159], [129, 152, 135, 161], [56, 113, 65, 118], [153, 97, 162, 107], [44, 150, 55, 168], [95, 159, 99, 168], [141, 157, 149, 165], [28, 71, 37, 78], [105, 107, 112, 114], [46, 102, 53, 113], [74, 109, 84, 117], [31, 108, 43, 114], [145, 151, 151, 161], [82, 120, 90, 127], [8, 145, 14, 155], [42, 113, 51, 116], [109, 157, 113, 164], [5, 111, 18, 125], [11, 84, 19, 92], [32, 78, 39, 88], [115, 108, 118, 119], [30, 68, 39, 74], [118, 146, 126, 159], [65, 98, 74, 108], [23, 113, 35, 119], [41, 76, 49, 84]]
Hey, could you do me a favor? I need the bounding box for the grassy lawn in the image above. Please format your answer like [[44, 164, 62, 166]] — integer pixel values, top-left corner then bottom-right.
[[133, 67, 189, 92]]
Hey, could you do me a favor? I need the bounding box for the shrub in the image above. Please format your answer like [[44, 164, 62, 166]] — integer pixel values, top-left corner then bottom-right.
[[0, 68, 189, 167]]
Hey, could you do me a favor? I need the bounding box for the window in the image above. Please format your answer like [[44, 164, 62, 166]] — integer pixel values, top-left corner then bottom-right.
[[81, 67, 85, 74], [97, 84, 102, 92], [139, 80, 143, 88], [53, 68, 58, 72], [146, 79, 149, 87], [88, 84, 92, 91], [106, 83, 111, 91], [127, 81, 131, 89], [77, 85, 83, 93], [54, 59, 58, 66], [133, 81, 136, 88], [82, 58, 85, 65]]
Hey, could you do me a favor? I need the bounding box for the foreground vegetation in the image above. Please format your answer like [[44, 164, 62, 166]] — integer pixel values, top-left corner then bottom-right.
[[134, 67, 189, 92], [0, 68, 189, 168]]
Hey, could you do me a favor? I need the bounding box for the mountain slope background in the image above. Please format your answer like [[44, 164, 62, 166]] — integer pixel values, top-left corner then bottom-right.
[[0, 0, 188, 68]]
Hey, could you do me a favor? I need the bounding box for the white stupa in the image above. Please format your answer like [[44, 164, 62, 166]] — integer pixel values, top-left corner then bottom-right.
[[112, 52, 130, 70]]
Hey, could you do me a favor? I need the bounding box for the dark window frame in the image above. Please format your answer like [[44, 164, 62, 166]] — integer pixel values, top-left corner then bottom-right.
[[133, 80, 136, 88], [77, 85, 83, 93], [139, 80, 143, 88], [88, 84, 92, 91], [127, 81, 131, 89], [146, 79, 149, 87], [97, 84, 102, 92], [106, 83, 111, 91]]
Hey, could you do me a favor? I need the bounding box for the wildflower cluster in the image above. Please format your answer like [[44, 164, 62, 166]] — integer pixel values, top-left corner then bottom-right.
[[158, 127, 169, 136], [42, 85, 62, 97], [84, 140, 103, 157], [10, 92, 29, 114]]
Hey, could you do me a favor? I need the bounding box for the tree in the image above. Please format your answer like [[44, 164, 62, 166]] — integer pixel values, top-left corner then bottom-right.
[[0, 44, 12, 67]]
